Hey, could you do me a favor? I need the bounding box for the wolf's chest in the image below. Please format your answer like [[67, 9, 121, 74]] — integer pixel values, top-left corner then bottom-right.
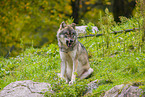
[[60, 48, 77, 60]]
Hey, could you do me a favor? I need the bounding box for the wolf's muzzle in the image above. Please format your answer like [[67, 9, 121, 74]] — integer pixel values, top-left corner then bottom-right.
[[66, 39, 74, 47]]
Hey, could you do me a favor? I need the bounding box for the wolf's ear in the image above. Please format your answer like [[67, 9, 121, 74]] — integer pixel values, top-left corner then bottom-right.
[[71, 23, 76, 29], [60, 21, 66, 29]]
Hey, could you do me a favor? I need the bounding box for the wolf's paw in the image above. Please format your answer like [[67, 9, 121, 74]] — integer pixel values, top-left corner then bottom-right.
[[57, 73, 61, 77], [69, 80, 76, 85], [69, 81, 73, 85], [66, 80, 69, 84]]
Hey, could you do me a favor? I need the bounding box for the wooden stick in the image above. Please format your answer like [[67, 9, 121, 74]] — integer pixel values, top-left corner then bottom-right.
[[77, 28, 139, 38]]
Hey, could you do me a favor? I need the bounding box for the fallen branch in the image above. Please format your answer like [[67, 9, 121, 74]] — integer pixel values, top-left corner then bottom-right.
[[5, 45, 15, 58], [77, 28, 139, 38], [110, 28, 139, 34]]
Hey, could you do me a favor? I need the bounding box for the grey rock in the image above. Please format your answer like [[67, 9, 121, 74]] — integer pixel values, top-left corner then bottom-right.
[[85, 79, 99, 94], [75, 26, 99, 34], [83, 79, 113, 96], [104, 84, 145, 97], [0, 80, 53, 97]]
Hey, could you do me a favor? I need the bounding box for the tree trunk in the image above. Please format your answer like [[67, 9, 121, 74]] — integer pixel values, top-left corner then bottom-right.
[[141, 0, 145, 43], [71, 0, 80, 24], [113, 0, 136, 22]]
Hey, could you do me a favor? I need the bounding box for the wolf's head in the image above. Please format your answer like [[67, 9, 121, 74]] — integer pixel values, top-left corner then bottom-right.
[[57, 21, 77, 48]]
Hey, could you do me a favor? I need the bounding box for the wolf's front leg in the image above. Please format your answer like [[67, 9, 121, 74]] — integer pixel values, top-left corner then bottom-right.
[[61, 61, 69, 83], [69, 59, 78, 85]]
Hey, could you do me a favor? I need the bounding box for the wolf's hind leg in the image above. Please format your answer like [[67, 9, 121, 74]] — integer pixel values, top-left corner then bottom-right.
[[80, 68, 93, 79]]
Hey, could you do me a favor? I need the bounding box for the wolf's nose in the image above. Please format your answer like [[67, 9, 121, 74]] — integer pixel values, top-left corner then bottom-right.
[[70, 39, 73, 43]]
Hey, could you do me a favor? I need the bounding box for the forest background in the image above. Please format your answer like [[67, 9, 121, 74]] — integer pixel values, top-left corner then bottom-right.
[[0, 0, 140, 57]]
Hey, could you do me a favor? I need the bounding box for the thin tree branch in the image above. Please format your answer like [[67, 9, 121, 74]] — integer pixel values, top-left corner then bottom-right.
[[77, 28, 139, 38], [5, 45, 15, 58], [78, 34, 103, 38], [110, 28, 139, 34]]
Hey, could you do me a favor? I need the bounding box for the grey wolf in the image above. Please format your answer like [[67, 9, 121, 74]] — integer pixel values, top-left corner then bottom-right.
[[57, 21, 93, 85]]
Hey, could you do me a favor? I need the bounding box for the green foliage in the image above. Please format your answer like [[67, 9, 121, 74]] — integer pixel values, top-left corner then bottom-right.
[[45, 80, 87, 97], [0, 44, 60, 88], [0, 0, 122, 57], [0, 0, 138, 57], [1, 40, 145, 96], [81, 20, 86, 25], [66, 17, 74, 25], [1, 4, 145, 96], [0, 0, 70, 56], [86, 22, 95, 35]]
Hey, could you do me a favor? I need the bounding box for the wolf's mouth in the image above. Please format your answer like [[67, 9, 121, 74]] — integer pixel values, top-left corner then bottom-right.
[[66, 40, 73, 47]]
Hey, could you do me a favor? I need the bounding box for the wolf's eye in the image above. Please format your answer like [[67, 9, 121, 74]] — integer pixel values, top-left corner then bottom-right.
[[64, 31, 68, 34], [64, 34, 67, 38], [72, 35, 75, 38], [72, 31, 76, 35], [65, 36, 67, 38]]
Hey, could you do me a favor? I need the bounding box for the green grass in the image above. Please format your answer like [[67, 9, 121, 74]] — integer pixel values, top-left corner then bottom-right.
[[0, 17, 145, 96]]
